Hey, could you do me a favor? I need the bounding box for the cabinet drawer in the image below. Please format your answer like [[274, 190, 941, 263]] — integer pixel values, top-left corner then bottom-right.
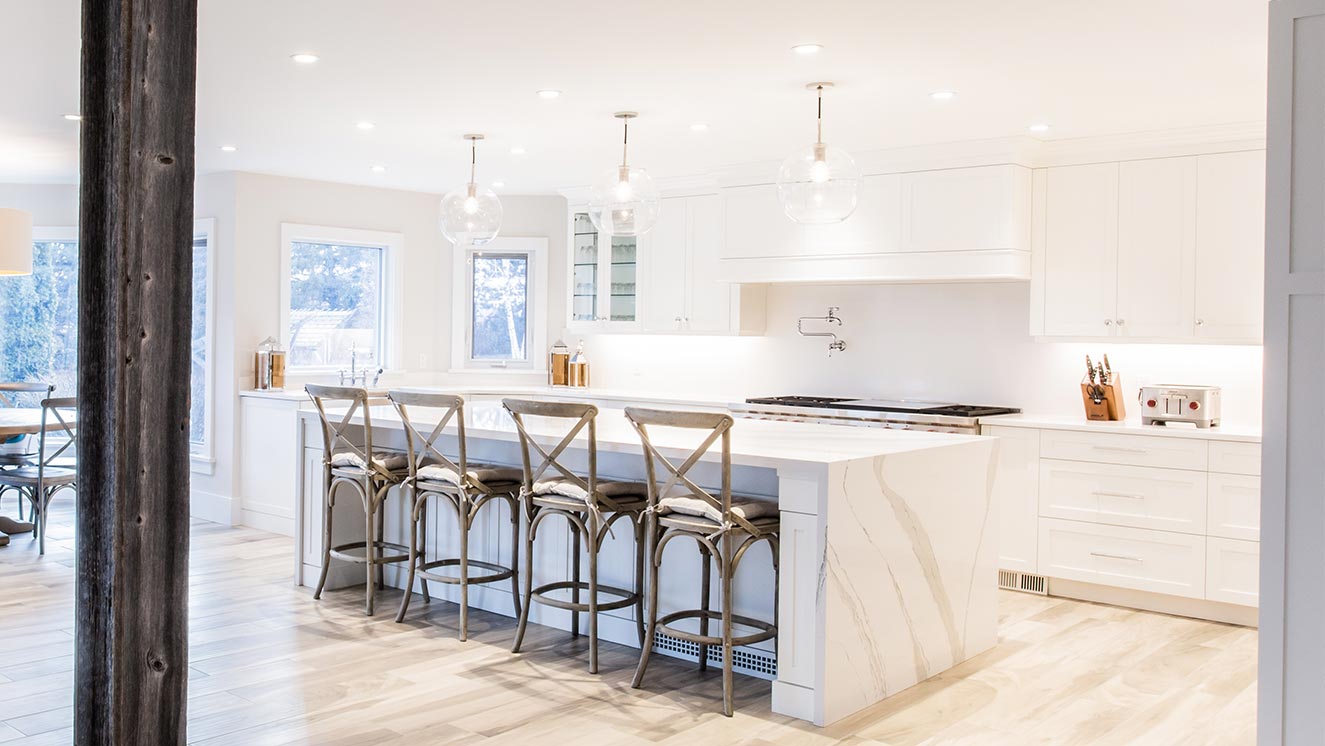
[[1039, 430, 1207, 471], [1207, 473, 1260, 541], [1038, 518, 1205, 599], [1039, 460, 1207, 534], [1208, 441, 1261, 476], [1206, 537, 1259, 607]]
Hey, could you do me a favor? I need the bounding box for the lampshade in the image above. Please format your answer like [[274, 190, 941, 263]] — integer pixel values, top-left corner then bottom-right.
[[0, 208, 34, 276], [776, 82, 862, 224], [587, 112, 660, 237], [439, 134, 503, 246]]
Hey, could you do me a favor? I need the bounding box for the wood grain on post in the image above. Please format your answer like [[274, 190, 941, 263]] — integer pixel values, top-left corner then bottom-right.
[[77, 0, 198, 743]]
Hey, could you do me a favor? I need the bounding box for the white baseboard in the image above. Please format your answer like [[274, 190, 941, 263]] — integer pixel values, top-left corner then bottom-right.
[[240, 509, 294, 537], [1050, 578, 1259, 627], [189, 489, 234, 526]]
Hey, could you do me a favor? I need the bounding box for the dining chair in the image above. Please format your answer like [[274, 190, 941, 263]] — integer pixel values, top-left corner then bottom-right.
[[0, 382, 55, 521], [0, 396, 76, 555]]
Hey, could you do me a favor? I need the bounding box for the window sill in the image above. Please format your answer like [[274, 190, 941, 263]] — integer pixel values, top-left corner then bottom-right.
[[190, 454, 216, 476], [448, 367, 548, 376]]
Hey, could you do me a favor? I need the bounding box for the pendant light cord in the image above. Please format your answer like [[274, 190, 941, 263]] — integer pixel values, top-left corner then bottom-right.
[[816, 84, 824, 145], [470, 140, 477, 185], [621, 117, 630, 168]]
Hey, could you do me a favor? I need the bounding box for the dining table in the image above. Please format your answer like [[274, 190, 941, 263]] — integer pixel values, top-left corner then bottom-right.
[[0, 408, 76, 546]]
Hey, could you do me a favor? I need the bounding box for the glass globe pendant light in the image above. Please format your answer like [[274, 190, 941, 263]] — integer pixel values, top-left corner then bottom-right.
[[777, 82, 861, 224], [588, 112, 660, 236], [439, 134, 503, 246]]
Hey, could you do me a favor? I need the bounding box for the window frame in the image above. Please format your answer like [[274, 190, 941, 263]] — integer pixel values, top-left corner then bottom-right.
[[451, 237, 548, 372], [190, 218, 216, 473], [279, 223, 404, 375]]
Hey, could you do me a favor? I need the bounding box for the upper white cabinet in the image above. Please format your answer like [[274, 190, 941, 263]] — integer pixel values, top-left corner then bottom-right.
[[718, 165, 1032, 283], [1194, 151, 1266, 340], [1032, 151, 1265, 343], [578, 195, 765, 336]]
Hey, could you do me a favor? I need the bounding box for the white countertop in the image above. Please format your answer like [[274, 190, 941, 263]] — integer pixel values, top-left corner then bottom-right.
[[242, 384, 741, 409], [304, 400, 986, 469], [983, 413, 1261, 443]]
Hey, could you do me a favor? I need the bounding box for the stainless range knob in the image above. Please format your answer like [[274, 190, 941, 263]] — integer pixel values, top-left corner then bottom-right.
[[1116, 318, 1126, 326], [1195, 318, 1205, 327], [1104, 319, 1114, 326]]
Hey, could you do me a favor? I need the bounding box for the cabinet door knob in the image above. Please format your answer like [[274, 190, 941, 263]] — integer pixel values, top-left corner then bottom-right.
[[1103, 318, 1113, 326], [1195, 318, 1205, 327], [1116, 318, 1126, 326]]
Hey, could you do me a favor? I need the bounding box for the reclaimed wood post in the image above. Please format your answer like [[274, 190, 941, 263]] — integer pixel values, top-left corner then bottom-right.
[[77, 0, 198, 743]]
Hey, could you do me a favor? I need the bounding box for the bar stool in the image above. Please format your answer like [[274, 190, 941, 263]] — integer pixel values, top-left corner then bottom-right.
[[0, 382, 55, 521], [504, 398, 648, 674], [624, 407, 780, 717], [390, 391, 523, 640], [306, 384, 410, 616], [0, 396, 77, 555]]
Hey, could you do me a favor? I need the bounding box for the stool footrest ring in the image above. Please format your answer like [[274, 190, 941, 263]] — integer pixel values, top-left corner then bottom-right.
[[329, 540, 410, 565], [656, 609, 777, 648], [416, 558, 515, 586], [530, 580, 639, 613]]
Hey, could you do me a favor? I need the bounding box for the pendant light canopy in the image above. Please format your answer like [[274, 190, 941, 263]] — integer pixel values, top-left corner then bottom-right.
[[0, 208, 33, 276], [439, 134, 503, 246], [588, 112, 660, 237], [776, 83, 861, 224]]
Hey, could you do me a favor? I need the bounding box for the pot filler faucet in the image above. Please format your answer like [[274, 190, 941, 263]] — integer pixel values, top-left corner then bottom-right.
[[339, 343, 383, 387], [797, 307, 846, 357]]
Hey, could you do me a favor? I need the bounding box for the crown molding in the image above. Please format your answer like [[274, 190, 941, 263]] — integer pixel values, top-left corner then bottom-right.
[[1030, 122, 1267, 167]]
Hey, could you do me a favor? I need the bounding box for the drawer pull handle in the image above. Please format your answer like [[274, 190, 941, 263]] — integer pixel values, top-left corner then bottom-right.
[[1093, 491, 1144, 500], [1090, 551, 1143, 563], [1092, 446, 1148, 454]]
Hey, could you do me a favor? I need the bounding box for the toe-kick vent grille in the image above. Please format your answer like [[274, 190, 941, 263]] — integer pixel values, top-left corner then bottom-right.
[[651, 631, 777, 680], [999, 569, 1048, 595]]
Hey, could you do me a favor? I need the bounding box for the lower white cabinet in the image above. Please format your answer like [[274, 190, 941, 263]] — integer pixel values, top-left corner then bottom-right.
[[1039, 517, 1206, 600], [1207, 473, 1261, 541], [1038, 459, 1207, 535], [987, 426, 1039, 573], [1205, 536, 1260, 606]]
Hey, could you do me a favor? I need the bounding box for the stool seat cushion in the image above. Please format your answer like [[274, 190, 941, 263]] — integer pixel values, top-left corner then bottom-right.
[[0, 465, 76, 486], [658, 493, 779, 526], [416, 463, 523, 488], [533, 478, 648, 503], [330, 450, 409, 472]]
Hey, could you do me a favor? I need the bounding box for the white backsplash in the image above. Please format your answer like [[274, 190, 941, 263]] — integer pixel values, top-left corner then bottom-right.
[[567, 282, 1265, 427]]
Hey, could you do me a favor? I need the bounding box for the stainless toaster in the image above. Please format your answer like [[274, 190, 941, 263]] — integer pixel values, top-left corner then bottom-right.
[[1139, 384, 1222, 428]]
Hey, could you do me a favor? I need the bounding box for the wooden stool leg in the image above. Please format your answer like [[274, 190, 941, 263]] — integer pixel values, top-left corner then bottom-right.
[[631, 523, 661, 690], [395, 492, 420, 623], [508, 497, 522, 621], [364, 489, 377, 617], [587, 512, 600, 674], [458, 499, 471, 641], [698, 545, 712, 672], [511, 503, 535, 654], [313, 479, 334, 601], [37, 488, 47, 556], [375, 499, 387, 591], [633, 517, 646, 647], [721, 532, 735, 717], [570, 521, 582, 639], [418, 500, 431, 604]]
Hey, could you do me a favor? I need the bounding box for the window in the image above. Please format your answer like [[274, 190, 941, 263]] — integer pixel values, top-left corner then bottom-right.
[[280, 224, 403, 372], [0, 222, 215, 469], [191, 219, 215, 466], [452, 237, 547, 371]]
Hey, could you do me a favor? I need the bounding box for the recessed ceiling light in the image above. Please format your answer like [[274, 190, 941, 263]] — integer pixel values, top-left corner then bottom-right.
[[355, 121, 375, 131], [537, 89, 561, 99], [792, 43, 823, 55], [219, 145, 237, 153], [689, 122, 709, 131], [63, 114, 82, 121], [1028, 123, 1051, 133], [929, 90, 956, 101], [509, 147, 527, 155], [290, 53, 319, 64], [491, 181, 505, 189], [369, 164, 386, 173]]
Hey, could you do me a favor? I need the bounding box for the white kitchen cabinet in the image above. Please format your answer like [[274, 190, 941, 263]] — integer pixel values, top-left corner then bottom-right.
[[801, 174, 902, 256], [1205, 536, 1260, 607], [1194, 151, 1266, 342], [1115, 158, 1197, 338], [721, 184, 802, 260], [900, 165, 1031, 253], [1040, 163, 1120, 336], [567, 208, 641, 332], [1034, 151, 1266, 343], [1038, 459, 1207, 535], [986, 426, 1040, 573], [1038, 517, 1207, 600], [639, 195, 765, 335], [1207, 473, 1261, 542]]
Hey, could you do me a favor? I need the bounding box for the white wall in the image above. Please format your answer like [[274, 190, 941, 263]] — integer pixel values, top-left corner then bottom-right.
[[574, 281, 1265, 427], [0, 183, 78, 226]]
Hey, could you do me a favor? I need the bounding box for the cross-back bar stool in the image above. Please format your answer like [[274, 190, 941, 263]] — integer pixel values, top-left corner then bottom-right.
[[0, 382, 55, 521], [0, 396, 76, 555], [306, 384, 410, 616], [504, 398, 648, 674], [624, 407, 780, 717], [389, 391, 523, 639]]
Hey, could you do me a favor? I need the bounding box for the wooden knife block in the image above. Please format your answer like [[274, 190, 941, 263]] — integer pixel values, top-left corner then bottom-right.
[[1081, 374, 1127, 422]]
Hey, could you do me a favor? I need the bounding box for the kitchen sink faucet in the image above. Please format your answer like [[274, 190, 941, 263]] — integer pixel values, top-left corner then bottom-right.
[[797, 307, 847, 356], [339, 343, 382, 387]]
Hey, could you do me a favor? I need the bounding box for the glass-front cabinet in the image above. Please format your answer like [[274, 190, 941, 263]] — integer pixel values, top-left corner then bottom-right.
[[568, 209, 640, 330]]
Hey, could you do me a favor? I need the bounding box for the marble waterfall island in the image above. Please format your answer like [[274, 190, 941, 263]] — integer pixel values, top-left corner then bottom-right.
[[292, 398, 998, 726]]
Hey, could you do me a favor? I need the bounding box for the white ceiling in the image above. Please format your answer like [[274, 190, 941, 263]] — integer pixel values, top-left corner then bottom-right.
[[1, 0, 1269, 194]]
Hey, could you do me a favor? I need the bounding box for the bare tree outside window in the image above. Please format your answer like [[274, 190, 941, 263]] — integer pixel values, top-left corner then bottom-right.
[[287, 241, 384, 368], [470, 253, 529, 361]]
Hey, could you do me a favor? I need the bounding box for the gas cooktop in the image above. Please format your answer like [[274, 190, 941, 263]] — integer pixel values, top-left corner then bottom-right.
[[741, 396, 1020, 419]]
